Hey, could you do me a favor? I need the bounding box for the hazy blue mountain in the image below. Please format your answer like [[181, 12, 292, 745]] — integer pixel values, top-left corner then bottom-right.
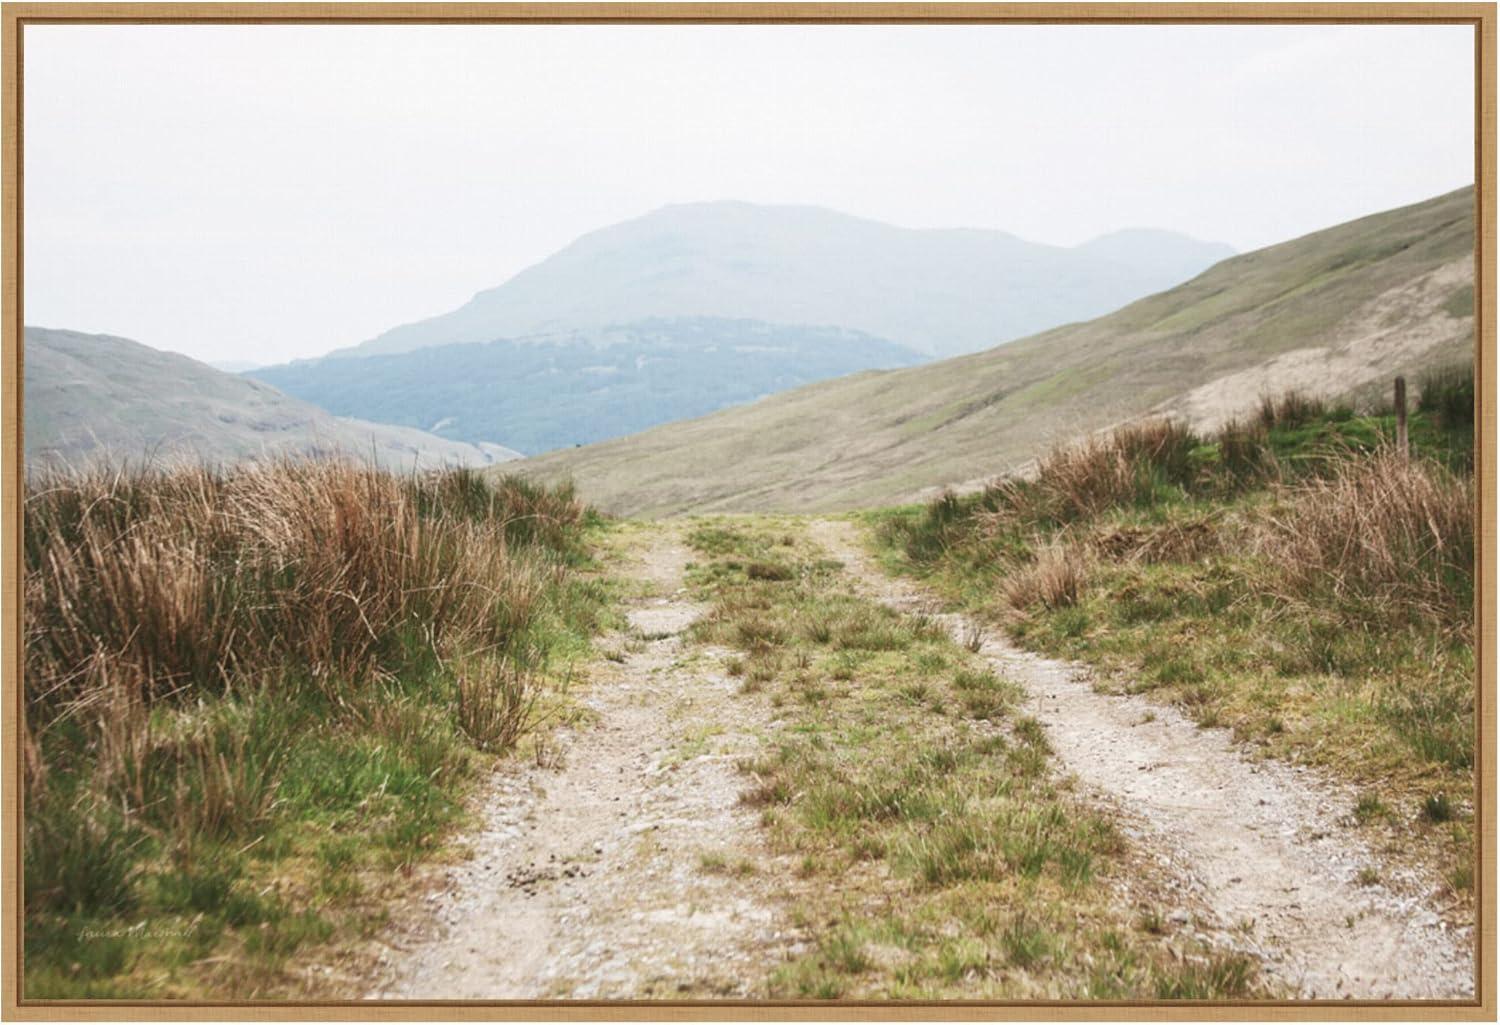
[[24, 327, 523, 470], [250, 317, 924, 456], [336, 201, 1234, 360], [511, 187, 1473, 517], [1072, 228, 1239, 285]]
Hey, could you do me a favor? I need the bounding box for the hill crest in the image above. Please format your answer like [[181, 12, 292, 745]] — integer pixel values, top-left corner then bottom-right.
[[511, 187, 1474, 517], [338, 200, 1234, 360], [24, 327, 522, 471]]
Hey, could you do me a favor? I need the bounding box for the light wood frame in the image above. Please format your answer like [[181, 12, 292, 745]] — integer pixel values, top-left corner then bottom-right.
[[0, 4, 1493, 1019]]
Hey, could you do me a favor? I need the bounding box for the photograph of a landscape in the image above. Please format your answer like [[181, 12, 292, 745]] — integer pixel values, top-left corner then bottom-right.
[[12, 12, 1486, 1010]]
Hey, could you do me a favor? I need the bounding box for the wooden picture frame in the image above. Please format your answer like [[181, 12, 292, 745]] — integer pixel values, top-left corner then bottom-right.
[[2, 4, 1493, 1019]]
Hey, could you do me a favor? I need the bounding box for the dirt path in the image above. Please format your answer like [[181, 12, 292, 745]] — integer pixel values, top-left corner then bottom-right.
[[807, 518, 1475, 1001], [367, 523, 794, 999]]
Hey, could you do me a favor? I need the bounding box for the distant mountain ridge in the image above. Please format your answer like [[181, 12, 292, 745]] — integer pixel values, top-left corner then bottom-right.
[[336, 201, 1235, 360], [1071, 228, 1242, 283], [24, 327, 522, 470], [251, 317, 924, 455], [512, 187, 1475, 517]]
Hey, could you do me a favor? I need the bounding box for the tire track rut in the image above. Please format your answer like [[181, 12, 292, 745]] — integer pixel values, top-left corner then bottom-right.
[[367, 524, 796, 999], [808, 517, 1474, 1001]]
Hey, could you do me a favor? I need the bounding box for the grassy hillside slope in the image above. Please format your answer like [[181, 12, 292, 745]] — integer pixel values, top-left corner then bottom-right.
[[515, 188, 1473, 517], [24, 328, 522, 471]]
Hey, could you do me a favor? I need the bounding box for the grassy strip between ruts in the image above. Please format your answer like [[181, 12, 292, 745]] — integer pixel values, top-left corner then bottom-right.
[[868, 372, 1476, 902], [682, 517, 1266, 1000], [23, 463, 622, 999]]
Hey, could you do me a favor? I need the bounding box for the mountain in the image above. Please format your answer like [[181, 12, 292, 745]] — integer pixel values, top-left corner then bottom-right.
[[512, 187, 1475, 517], [23, 327, 523, 471], [337, 201, 1234, 360], [1072, 228, 1244, 284], [251, 318, 923, 456]]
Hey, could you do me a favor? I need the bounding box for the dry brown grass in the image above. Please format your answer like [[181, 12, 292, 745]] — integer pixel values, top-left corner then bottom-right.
[[454, 654, 547, 753], [24, 461, 582, 800], [992, 419, 1198, 527], [22, 460, 604, 998], [1003, 545, 1090, 611], [1261, 446, 1473, 634], [1090, 513, 1227, 565]]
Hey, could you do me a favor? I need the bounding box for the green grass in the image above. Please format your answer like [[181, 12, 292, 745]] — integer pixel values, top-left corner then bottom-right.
[[868, 392, 1476, 903], [685, 518, 1265, 1000], [1441, 283, 1474, 320], [23, 465, 617, 998]]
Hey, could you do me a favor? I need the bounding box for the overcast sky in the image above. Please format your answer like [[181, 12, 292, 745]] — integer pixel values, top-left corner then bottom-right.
[[24, 23, 1475, 365]]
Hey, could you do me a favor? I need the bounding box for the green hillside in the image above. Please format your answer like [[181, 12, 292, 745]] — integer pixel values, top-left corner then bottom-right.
[[514, 188, 1474, 517]]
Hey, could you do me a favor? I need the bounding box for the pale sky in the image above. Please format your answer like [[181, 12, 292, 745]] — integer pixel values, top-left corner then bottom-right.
[[23, 23, 1476, 365]]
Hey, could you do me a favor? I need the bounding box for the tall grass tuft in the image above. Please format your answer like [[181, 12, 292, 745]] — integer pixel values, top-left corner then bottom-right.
[[23, 459, 592, 994], [25, 461, 580, 724], [1003, 545, 1089, 611], [1255, 391, 1327, 430], [454, 653, 548, 753], [996, 420, 1199, 527], [1418, 365, 1476, 432], [1262, 446, 1473, 634]]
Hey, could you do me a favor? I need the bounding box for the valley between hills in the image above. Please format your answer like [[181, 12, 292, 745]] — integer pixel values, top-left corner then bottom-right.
[[21, 187, 1479, 1002], [515, 187, 1474, 515]]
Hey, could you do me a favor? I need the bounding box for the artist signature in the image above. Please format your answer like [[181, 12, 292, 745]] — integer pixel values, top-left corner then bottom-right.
[[78, 921, 199, 941]]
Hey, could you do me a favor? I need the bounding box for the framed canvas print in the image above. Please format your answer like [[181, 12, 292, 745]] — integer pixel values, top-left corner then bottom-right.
[[1, 2, 1494, 1019]]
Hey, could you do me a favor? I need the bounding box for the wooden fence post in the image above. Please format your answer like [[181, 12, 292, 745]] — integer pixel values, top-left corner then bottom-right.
[[1394, 375, 1409, 458]]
